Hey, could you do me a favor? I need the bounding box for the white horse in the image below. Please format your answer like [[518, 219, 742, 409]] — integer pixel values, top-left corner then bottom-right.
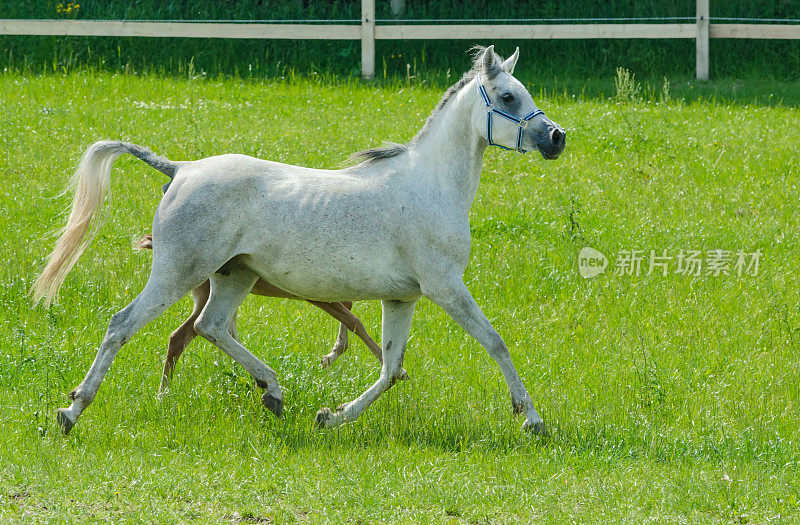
[[33, 45, 566, 435]]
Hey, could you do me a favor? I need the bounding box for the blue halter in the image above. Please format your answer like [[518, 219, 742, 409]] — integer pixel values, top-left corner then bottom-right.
[[476, 75, 545, 154]]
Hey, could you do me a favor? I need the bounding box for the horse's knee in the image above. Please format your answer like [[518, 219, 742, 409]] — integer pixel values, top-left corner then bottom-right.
[[384, 362, 407, 387], [484, 331, 510, 360], [380, 341, 406, 379], [390, 367, 405, 382]]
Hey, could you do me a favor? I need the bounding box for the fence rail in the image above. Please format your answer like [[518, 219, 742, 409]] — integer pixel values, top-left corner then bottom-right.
[[0, 19, 361, 39], [2, 0, 799, 79]]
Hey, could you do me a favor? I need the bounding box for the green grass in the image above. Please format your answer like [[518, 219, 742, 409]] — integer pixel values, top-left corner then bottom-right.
[[1, 69, 800, 523]]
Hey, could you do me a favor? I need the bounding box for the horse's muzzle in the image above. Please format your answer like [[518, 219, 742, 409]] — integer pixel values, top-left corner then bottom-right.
[[536, 122, 566, 159]]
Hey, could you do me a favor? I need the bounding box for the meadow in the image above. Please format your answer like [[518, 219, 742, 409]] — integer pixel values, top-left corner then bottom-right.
[[1, 68, 799, 523]]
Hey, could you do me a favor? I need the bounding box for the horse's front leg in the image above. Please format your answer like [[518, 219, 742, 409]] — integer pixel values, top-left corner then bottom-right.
[[424, 279, 546, 435], [314, 301, 410, 379], [315, 299, 416, 428]]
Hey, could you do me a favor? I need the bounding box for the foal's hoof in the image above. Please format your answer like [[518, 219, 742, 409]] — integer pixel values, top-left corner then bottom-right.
[[523, 418, 549, 437], [314, 407, 334, 429], [56, 409, 75, 435], [261, 392, 283, 418], [320, 353, 337, 369]]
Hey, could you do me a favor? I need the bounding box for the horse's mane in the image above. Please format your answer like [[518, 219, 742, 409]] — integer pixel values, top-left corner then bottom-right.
[[348, 46, 503, 166]]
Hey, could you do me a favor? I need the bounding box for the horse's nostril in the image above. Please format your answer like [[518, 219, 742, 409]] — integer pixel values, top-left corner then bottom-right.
[[551, 128, 565, 146]]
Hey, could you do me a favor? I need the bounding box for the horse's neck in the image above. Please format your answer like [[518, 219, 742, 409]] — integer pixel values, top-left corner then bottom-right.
[[411, 82, 485, 208]]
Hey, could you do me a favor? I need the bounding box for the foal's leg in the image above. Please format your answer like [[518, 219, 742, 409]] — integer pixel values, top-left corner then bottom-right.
[[57, 273, 198, 434], [159, 280, 210, 393], [322, 301, 354, 367], [315, 299, 416, 428], [424, 279, 546, 435], [194, 267, 284, 416], [314, 301, 409, 379], [315, 301, 382, 366], [160, 282, 242, 393]]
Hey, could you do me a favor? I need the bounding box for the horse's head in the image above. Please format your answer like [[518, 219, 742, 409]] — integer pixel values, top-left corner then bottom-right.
[[470, 45, 565, 159]]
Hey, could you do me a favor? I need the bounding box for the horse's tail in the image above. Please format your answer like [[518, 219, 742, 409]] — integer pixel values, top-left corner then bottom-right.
[[32, 141, 180, 307]]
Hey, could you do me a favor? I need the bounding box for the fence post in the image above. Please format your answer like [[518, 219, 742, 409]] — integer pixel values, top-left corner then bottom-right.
[[696, 0, 709, 80], [361, 0, 375, 78]]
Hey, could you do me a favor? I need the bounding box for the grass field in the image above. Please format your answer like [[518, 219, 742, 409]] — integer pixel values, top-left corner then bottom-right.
[[1, 68, 800, 523]]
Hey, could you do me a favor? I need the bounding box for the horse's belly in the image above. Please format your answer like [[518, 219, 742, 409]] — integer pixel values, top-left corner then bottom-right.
[[238, 252, 421, 302]]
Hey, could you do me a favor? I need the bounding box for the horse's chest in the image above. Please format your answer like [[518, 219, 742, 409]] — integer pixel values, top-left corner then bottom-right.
[[411, 213, 471, 265]]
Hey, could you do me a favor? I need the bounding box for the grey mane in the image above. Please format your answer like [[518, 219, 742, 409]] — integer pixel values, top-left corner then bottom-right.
[[347, 142, 410, 165], [348, 46, 503, 166]]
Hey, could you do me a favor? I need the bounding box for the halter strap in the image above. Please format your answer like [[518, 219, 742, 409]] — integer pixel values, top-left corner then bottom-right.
[[476, 75, 545, 153]]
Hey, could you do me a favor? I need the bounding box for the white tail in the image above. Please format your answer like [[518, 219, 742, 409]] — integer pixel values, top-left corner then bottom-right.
[[32, 141, 131, 307]]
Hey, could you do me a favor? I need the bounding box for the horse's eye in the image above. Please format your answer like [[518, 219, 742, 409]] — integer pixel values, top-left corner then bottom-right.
[[500, 93, 515, 104]]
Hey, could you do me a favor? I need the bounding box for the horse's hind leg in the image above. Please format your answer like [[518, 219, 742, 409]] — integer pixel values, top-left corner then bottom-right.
[[159, 280, 211, 394], [58, 273, 199, 434], [194, 267, 284, 417]]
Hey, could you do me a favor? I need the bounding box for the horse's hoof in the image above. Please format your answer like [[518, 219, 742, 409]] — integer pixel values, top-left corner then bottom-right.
[[315, 407, 334, 429], [398, 368, 410, 381], [56, 409, 75, 435], [261, 392, 283, 417], [523, 418, 548, 437], [320, 354, 335, 369]]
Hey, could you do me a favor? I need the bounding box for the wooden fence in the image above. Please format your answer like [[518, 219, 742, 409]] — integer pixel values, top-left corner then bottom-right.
[[2, 0, 799, 80]]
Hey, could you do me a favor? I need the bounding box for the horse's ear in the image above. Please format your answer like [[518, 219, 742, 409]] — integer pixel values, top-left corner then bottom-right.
[[482, 45, 500, 73], [501, 47, 520, 74]]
